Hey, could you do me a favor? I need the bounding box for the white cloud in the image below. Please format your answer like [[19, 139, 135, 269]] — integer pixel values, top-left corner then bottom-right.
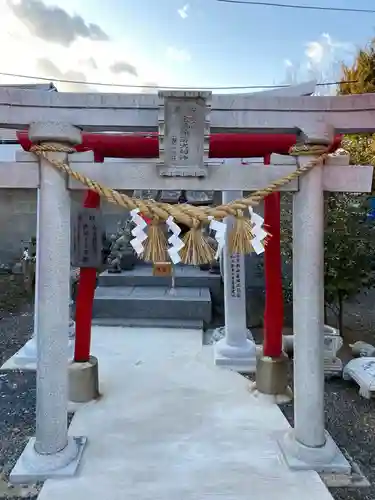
[[178, 4, 189, 19], [0, 1, 164, 92], [166, 46, 191, 63], [283, 33, 354, 93]]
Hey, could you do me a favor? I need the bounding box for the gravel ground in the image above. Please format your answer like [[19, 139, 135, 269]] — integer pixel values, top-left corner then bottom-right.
[[0, 275, 39, 499], [278, 371, 375, 500]]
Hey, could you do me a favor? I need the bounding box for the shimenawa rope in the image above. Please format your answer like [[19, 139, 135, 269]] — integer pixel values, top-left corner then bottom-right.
[[30, 142, 329, 264]]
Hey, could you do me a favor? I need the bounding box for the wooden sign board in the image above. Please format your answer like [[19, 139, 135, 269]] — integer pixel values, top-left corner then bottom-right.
[[153, 262, 172, 277], [71, 208, 102, 268]]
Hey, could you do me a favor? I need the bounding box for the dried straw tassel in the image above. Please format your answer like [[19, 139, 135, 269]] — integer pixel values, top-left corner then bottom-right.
[[180, 225, 215, 265], [228, 213, 254, 254], [141, 219, 168, 263]]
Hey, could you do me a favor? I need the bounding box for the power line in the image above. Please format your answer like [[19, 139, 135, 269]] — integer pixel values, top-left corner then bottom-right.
[[216, 0, 375, 13], [0, 70, 357, 91]]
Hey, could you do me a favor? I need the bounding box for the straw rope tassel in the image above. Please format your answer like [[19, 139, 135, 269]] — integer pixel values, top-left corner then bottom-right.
[[228, 211, 254, 254], [142, 218, 168, 263], [180, 221, 215, 265]]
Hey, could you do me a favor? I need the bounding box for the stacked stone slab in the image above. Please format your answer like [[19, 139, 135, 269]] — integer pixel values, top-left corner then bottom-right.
[[92, 265, 221, 329]]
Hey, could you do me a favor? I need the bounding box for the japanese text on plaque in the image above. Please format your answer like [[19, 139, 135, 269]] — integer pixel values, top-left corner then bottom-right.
[[230, 254, 242, 298]]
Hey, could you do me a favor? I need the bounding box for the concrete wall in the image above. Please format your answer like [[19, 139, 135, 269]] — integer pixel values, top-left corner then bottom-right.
[[0, 188, 134, 264]]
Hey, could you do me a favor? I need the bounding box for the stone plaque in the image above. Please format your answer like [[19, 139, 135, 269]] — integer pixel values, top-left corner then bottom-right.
[[71, 208, 102, 268], [158, 91, 211, 177], [153, 262, 172, 277]]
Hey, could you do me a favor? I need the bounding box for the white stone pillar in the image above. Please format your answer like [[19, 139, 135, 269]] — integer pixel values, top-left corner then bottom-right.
[[10, 122, 86, 484], [279, 141, 350, 473], [293, 153, 326, 447], [214, 190, 256, 373]]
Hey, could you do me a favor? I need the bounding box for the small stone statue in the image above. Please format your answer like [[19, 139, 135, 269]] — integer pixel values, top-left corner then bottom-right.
[[107, 219, 137, 273]]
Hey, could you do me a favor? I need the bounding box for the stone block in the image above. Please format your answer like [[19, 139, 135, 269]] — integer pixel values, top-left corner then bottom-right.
[[92, 286, 212, 324]]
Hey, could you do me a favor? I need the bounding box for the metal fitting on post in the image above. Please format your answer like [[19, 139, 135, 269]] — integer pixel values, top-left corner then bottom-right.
[[69, 356, 100, 403]]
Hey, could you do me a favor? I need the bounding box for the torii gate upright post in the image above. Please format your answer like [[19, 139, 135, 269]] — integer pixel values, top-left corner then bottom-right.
[[278, 124, 350, 472], [255, 153, 289, 396], [10, 122, 87, 483]]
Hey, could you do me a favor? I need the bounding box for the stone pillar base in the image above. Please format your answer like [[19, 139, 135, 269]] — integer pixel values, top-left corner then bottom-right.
[[69, 356, 100, 403], [278, 430, 351, 474], [214, 335, 257, 373], [9, 436, 87, 484]]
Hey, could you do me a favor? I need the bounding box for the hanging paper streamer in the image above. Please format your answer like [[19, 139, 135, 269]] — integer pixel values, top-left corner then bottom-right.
[[129, 208, 148, 256], [208, 216, 227, 259], [249, 207, 267, 255], [166, 216, 185, 264]]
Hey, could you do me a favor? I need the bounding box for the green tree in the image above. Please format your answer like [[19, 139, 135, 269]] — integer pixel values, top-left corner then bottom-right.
[[338, 40, 375, 170], [280, 193, 375, 335], [324, 194, 375, 334]]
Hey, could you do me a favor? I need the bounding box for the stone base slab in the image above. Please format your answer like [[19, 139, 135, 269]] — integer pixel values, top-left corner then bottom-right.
[[214, 335, 257, 373], [278, 429, 351, 474], [214, 354, 257, 373], [10, 436, 87, 484], [1, 337, 74, 371]]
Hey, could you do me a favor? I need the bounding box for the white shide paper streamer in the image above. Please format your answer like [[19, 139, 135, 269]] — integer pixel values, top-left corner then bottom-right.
[[129, 208, 148, 256], [249, 207, 267, 255], [208, 216, 227, 259], [166, 216, 185, 264]]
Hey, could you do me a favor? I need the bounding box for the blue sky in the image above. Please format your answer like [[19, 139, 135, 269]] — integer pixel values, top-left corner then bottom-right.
[[2, 0, 375, 91]]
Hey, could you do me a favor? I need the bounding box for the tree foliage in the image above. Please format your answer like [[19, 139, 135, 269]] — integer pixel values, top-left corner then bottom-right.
[[338, 40, 375, 173], [280, 194, 375, 334]]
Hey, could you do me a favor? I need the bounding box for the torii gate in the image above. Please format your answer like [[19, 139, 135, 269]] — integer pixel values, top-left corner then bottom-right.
[[0, 86, 373, 483], [14, 81, 333, 391]]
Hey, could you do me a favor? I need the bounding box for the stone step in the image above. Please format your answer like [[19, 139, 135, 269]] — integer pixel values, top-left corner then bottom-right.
[[91, 318, 204, 329], [98, 266, 221, 296], [92, 286, 212, 324]]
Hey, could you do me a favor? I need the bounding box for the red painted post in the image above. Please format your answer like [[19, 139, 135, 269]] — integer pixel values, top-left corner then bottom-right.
[[263, 154, 284, 357], [74, 189, 101, 362]]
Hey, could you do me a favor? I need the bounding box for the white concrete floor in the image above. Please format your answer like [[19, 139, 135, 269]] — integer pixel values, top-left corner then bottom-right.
[[38, 326, 334, 500]]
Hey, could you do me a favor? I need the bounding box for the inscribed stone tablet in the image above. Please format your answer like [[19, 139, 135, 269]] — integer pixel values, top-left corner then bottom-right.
[[159, 92, 210, 177], [71, 208, 102, 268]]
